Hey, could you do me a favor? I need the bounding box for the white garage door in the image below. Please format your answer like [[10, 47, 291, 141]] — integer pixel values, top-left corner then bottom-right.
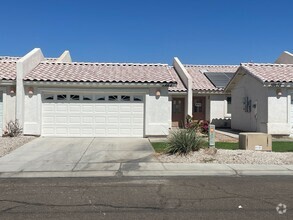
[[42, 94, 144, 137]]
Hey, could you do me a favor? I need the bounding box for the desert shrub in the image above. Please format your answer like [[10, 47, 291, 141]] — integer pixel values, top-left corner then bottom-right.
[[165, 129, 205, 155], [5, 119, 23, 137]]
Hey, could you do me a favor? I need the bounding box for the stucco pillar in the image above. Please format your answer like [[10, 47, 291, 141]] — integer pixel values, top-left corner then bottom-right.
[[16, 48, 44, 127], [173, 57, 193, 117]]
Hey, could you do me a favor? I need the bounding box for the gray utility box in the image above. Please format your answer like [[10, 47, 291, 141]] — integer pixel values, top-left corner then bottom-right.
[[239, 133, 272, 151]]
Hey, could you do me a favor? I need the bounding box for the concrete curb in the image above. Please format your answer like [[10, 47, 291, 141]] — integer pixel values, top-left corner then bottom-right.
[[0, 163, 292, 178]]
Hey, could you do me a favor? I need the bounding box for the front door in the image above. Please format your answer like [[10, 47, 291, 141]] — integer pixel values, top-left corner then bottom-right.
[[172, 98, 185, 127], [193, 96, 206, 120]]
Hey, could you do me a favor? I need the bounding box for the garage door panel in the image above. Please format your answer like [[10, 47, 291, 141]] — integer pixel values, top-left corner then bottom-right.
[[55, 127, 67, 135], [95, 106, 106, 113], [108, 106, 119, 113], [82, 105, 94, 113], [108, 116, 119, 123], [55, 116, 67, 124], [82, 116, 94, 123], [81, 128, 94, 136], [68, 128, 81, 135], [107, 128, 119, 135], [43, 104, 55, 112], [42, 94, 144, 137], [120, 106, 131, 112], [95, 128, 106, 136], [69, 105, 81, 113], [56, 105, 68, 113], [95, 116, 106, 123], [69, 116, 81, 123]]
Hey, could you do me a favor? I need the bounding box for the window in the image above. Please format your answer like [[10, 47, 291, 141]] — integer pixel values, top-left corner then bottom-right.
[[70, 95, 80, 101], [44, 95, 54, 100], [96, 95, 106, 101], [194, 101, 203, 113], [57, 95, 67, 100], [83, 95, 92, 101], [172, 99, 183, 113], [108, 95, 118, 101], [121, 95, 130, 101], [133, 96, 143, 102], [227, 96, 232, 114]]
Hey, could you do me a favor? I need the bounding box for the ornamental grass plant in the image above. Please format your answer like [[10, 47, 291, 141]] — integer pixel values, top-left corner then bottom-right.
[[165, 129, 205, 155]]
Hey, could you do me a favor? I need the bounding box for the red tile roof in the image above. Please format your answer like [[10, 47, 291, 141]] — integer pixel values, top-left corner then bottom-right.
[[184, 65, 238, 91], [241, 63, 293, 83], [168, 67, 187, 92], [0, 61, 17, 80], [24, 62, 177, 84]]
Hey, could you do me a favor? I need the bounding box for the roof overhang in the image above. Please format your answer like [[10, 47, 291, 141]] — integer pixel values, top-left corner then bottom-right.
[[0, 79, 16, 85]]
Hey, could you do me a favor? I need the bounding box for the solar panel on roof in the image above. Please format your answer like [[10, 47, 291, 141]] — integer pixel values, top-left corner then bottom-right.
[[204, 72, 235, 88]]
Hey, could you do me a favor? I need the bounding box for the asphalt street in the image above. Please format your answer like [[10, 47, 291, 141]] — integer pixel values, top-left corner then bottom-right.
[[0, 176, 292, 219]]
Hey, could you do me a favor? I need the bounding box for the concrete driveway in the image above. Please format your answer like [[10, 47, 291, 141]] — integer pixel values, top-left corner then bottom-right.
[[0, 138, 157, 173]]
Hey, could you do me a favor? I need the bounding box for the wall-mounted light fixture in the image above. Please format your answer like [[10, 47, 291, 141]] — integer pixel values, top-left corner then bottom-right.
[[28, 87, 34, 95], [276, 88, 282, 97], [10, 86, 16, 95], [155, 89, 161, 97]]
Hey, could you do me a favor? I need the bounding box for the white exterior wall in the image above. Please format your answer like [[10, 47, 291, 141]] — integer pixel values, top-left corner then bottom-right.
[[23, 86, 171, 136], [145, 87, 171, 136], [267, 88, 291, 135], [23, 86, 41, 135], [0, 86, 16, 134], [209, 94, 231, 127], [231, 74, 268, 132]]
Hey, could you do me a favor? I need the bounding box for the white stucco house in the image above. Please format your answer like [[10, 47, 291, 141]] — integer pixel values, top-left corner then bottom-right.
[[0, 48, 240, 137], [225, 62, 293, 136], [0, 48, 177, 137]]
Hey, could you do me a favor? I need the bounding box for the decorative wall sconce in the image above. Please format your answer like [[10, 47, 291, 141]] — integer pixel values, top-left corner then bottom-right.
[[276, 88, 282, 96], [10, 86, 16, 94], [28, 87, 34, 95], [155, 89, 161, 97]]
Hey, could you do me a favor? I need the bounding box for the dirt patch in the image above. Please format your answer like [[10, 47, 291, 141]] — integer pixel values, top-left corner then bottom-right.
[[215, 132, 238, 142]]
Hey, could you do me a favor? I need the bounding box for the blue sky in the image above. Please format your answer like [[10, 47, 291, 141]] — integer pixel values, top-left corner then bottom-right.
[[1, 0, 292, 64]]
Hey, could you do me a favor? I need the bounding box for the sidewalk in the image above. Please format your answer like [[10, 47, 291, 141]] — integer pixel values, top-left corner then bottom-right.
[[0, 162, 292, 178]]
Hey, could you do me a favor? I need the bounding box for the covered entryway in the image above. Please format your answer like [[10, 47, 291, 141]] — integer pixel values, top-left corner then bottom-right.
[[0, 92, 2, 135], [172, 97, 185, 127], [42, 93, 144, 137], [193, 96, 206, 120]]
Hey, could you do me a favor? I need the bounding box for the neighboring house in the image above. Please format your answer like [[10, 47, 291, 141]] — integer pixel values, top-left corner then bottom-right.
[[0, 48, 177, 137], [169, 58, 238, 128], [225, 63, 293, 136], [275, 51, 293, 64]]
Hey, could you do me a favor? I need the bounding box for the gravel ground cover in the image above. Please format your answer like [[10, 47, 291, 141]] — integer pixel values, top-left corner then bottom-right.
[[0, 136, 36, 157], [157, 132, 293, 165], [157, 148, 293, 165]]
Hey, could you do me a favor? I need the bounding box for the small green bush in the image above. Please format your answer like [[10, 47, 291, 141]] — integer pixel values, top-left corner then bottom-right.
[[166, 129, 205, 155]]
